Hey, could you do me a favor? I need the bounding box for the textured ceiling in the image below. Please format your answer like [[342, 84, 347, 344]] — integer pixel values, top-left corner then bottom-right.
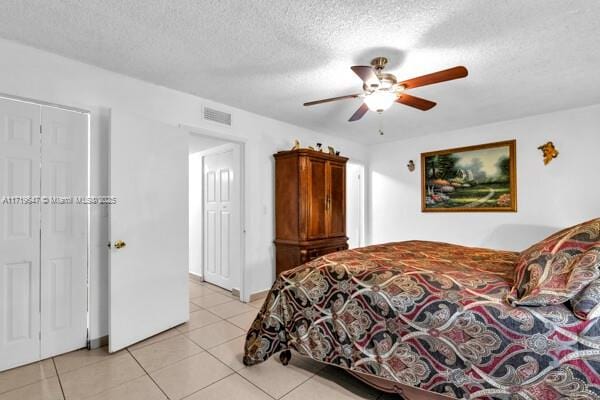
[[0, 1, 599, 144]]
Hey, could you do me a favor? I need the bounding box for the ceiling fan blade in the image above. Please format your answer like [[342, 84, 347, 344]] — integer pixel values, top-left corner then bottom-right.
[[396, 93, 437, 111], [351, 66, 380, 88], [348, 103, 369, 122], [398, 66, 468, 89], [303, 94, 361, 106]]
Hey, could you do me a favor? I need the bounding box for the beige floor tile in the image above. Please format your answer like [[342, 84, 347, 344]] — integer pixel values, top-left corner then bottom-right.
[[189, 302, 202, 312], [189, 283, 214, 299], [207, 301, 256, 319], [150, 353, 233, 400], [190, 293, 235, 308], [184, 373, 271, 400], [128, 328, 181, 351], [282, 366, 381, 400], [0, 359, 56, 395], [186, 320, 245, 349], [0, 376, 63, 400], [175, 310, 221, 333], [60, 353, 145, 400], [206, 336, 246, 372], [130, 335, 203, 372], [227, 310, 259, 330], [238, 354, 323, 399], [189, 276, 204, 284], [249, 298, 268, 309], [204, 284, 233, 297], [54, 346, 121, 374], [85, 375, 166, 400]]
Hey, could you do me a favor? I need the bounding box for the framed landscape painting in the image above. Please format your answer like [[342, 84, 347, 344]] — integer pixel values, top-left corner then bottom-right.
[[421, 140, 517, 212]]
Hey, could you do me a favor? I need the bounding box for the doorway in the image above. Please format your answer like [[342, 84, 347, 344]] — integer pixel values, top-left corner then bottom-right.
[[189, 133, 243, 293], [346, 162, 365, 249]]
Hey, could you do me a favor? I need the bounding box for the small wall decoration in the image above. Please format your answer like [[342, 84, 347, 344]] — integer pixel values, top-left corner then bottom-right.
[[407, 160, 415, 172], [538, 141, 559, 165], [421, 140, 517, 212]]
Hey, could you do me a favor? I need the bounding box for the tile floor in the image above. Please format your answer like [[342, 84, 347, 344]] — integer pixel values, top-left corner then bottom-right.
[[0, 279, 400, 400]]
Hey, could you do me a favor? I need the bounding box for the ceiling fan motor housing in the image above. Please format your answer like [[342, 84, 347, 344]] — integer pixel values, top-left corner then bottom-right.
[[371, 57, 389, 70]]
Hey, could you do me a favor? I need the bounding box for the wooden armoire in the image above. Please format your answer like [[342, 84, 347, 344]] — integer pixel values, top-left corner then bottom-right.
[[274, 149, 348, 276]]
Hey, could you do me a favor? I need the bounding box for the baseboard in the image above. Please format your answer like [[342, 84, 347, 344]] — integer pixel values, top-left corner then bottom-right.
[[88, 335, 108, 350], [189, 272, 204, 283], [249, 289, 269, 302], [191, 272, 266, 303]]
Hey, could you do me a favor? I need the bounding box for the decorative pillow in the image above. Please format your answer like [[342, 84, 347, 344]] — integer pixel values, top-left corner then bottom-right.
[[571, 279, 600, 320], [507, 218, 600, 306]]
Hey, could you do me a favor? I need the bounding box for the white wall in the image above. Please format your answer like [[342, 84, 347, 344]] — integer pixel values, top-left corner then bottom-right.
[[0, 38, 367, 341], [369, 103, 600, 251], [189, 135, 229, 153]]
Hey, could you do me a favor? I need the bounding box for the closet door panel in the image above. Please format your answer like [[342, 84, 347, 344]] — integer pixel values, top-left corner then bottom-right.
[[40, 106, 88, 358], [0, 98, 41, 371]]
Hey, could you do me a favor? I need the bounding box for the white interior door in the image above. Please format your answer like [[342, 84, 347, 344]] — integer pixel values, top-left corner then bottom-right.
[[346, 163, 365, 249], [109, 111, 188, 352], [203, 144, 240, 290], [40, 106, 88, 358], [0, 98, 42, 371]]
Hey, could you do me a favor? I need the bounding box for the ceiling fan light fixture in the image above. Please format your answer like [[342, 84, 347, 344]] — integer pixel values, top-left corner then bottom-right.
[[364, 91, 396, 113]]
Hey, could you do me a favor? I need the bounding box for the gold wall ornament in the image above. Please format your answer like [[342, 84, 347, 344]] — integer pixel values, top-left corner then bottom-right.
[[407, 160, 415, 172], [291, 139, 300, 150], [537, 141, 559, 165]]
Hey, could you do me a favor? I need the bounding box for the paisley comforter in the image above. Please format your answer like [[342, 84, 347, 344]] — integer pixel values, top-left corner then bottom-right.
[[244, 241, 600, 399]]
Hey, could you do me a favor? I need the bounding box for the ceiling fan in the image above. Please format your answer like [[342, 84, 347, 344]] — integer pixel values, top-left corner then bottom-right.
[[303, 57, 468, 122]]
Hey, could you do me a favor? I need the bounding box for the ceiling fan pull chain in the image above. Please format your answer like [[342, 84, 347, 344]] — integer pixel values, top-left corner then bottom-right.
[[378, 114, 384, 136]]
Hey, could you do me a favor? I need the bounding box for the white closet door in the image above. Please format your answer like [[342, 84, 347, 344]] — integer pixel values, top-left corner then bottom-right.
[[203, 144, 240, 290], [0, 98, 42, 371], [40, 106, 88, 358]]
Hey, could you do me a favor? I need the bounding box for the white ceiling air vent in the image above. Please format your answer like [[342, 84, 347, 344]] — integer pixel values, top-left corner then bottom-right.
[[203, 106, 232, 127]]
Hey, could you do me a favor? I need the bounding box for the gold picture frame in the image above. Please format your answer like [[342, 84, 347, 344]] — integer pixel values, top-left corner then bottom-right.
[[421, 140, 517, 212]]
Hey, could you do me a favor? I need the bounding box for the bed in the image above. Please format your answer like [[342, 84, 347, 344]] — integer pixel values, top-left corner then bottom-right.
[[243, 220, 600, 400]]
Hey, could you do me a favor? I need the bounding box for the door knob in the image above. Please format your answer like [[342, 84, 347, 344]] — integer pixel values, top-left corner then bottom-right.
[[114, 240, 127, 249]]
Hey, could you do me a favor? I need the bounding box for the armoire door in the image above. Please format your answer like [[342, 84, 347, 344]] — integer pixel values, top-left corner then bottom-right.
[[305, 157, 327, 240], [0, 98, 42, 371], [40, 106, 88, 358], [327, 162, 346, 237]]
